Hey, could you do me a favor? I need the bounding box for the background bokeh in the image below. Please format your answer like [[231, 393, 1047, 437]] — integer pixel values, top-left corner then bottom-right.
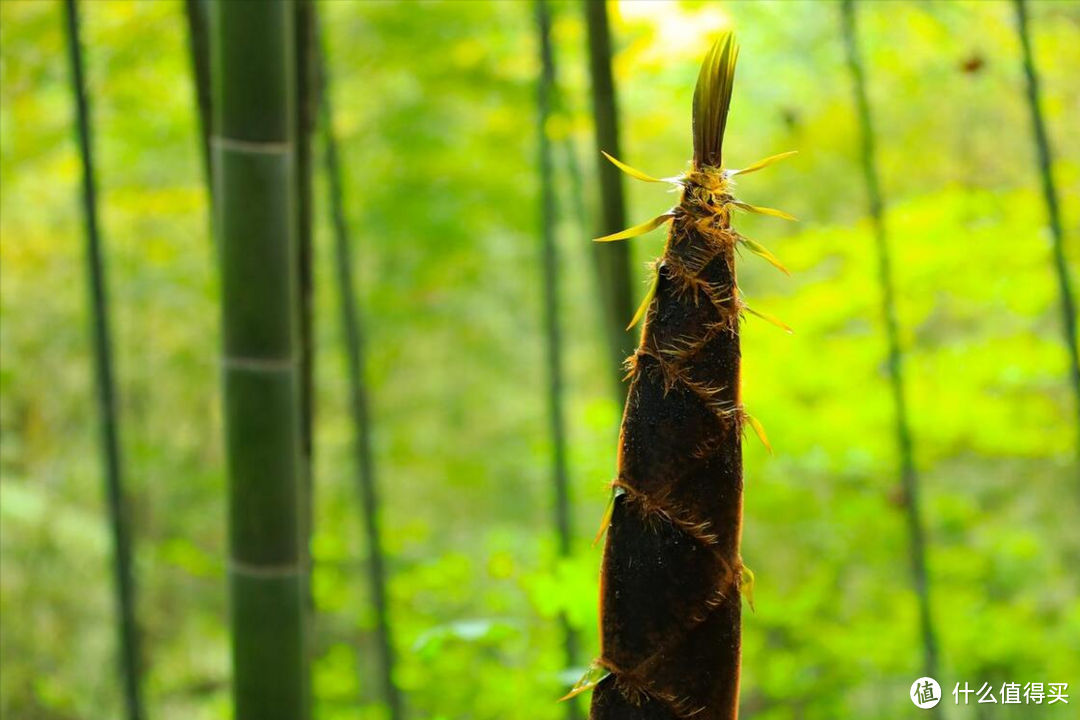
[[2, 1, 1078, 719]]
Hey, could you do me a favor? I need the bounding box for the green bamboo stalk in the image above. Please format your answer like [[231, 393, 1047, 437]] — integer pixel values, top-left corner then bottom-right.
[[583, 0, 635, 399], [294, 0, 316, 523], [62, 3, 144, 719], [315, 21, 404, 720], [558, 127, 589, 260], [183, 0, 212, 190], [536, 3, 583, 719], [1013, 0, 1080, 471], [210, 2, 307, 719], [547, 8, 595, 352], [292, 10, 316, 713], [840, 0, 940, 681], [548, 13, 591, 296]]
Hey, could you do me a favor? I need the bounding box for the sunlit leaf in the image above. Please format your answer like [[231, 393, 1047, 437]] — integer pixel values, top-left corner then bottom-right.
[[740, 565, 757, 612], [730, 201, 797, 221], [744, 414, 772, 454], [743, 305, 794, 334], [594, 212, 675, 242], [602, 151, 662, 183], [593, 485, 626, 546], [559, 662, 611, 701], [728, 150, 798, 177], [739, 237, 790, 275], [627, 270, 661, 330]]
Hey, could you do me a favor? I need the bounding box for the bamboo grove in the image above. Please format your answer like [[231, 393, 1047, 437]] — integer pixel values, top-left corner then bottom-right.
[[36, 1, 1080, 719]]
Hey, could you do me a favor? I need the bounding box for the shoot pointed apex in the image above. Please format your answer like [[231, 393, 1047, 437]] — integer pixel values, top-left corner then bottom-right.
[[693, 31, 739, 169]]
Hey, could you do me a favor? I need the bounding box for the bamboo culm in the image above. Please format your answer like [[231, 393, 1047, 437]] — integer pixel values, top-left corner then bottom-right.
[[210, 2, 307, 718], [583, 0, 635, 400], [573, 34, 795, 720], [1013, 0, 1080, 475], [536, 2, 583, 719], [840, 0, 940, 681], [293, 7, 317, 711], [62, 3, 145, 719], [316, 22, 404, 720]]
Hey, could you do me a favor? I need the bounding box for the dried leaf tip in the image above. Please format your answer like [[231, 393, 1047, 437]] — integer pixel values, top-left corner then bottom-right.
[[693, 31, 739, 169]]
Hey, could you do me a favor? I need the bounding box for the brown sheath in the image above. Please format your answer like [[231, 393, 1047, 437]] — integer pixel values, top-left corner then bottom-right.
[[587, 33, 777, 720]]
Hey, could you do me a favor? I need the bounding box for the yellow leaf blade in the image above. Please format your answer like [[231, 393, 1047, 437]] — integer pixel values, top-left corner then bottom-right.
[[743, 305, 794, 335], [731, 201, 797, 222], [602, 151, 662, 183], [627, 270, 661, 330], [728, 150, 798, 177], [559, 662, 611, 701], [593, 486, 625, 546], [739, 237, 790, 276], [740, 565, 757, 612], [593, 212, 675, 243], [744, 413, 773, 454]]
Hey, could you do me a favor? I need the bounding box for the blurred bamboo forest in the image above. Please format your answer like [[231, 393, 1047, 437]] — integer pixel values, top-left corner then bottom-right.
[[2, 1, 1079, 719]]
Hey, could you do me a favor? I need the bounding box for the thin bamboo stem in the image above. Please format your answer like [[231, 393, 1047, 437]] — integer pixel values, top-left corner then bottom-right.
[[62, 4, 145, 719], [295, 0, 316, 529], [315, 21, 404, 720], [1013, 0, 1080, 474], [210, 2, 306, 718], [549, 12, 593, 333], [183, 0, 212, 192], [559, 130, 589, 260], [536, 3, 583, 719], [840, 0, 940, 682], [583, 0, 635, 400], [293, 8, 316, 711]]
